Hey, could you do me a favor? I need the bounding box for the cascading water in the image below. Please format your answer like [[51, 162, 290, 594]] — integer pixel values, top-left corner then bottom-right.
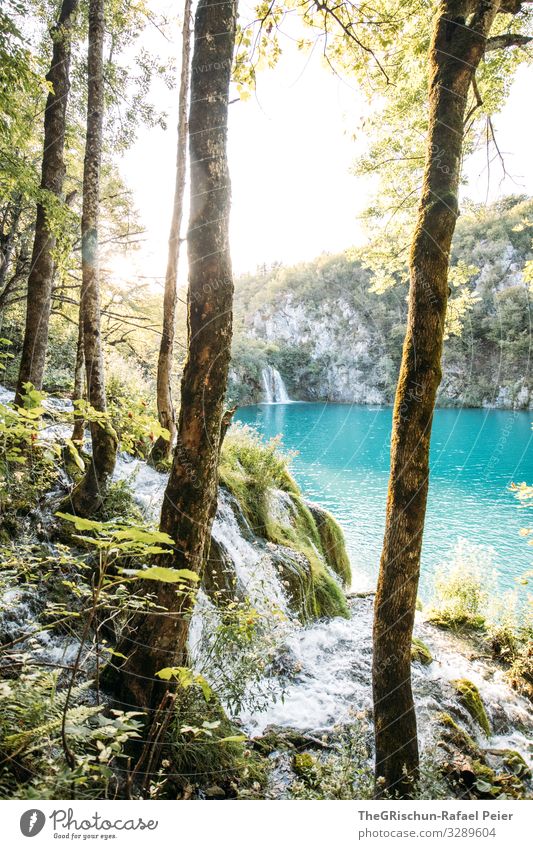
[[111, 455, 533, 771], [261, 365, 290, 404], [2, 390, 532, 783]]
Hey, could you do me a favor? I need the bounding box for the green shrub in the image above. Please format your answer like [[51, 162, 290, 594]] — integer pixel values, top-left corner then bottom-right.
[[168, 686, 265, 798], [0, 666, 143, 800], [425, 540, 496, 631]]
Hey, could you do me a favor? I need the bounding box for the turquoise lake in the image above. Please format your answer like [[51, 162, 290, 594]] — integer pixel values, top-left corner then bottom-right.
[[235, 403, 533, 596]]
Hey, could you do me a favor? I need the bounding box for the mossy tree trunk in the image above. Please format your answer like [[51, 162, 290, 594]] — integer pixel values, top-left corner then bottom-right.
[[151, 0, 193, 464], [71, 317, 84, 443], [15, 0, 78, 404], [110, 0, 237, 711], [65, 0, 117, 515], [372, 0, 500, 798]]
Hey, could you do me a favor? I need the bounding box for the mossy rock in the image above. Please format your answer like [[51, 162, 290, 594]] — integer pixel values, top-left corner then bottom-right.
[[272, 547, 316, 622], [425, 608, 486, 632], [411, 637, 433, 665], [264, 492, 349, 620], [437, 712, 480, 758], [452, 679, 491, 736], [218, 428, 349, 622], [307, 502, 351, 587]]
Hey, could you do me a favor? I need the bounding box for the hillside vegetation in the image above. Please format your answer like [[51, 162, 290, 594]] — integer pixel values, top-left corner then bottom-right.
[[229, 196, 533, 408]]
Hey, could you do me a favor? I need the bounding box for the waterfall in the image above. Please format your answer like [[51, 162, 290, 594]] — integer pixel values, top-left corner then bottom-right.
[[261, 365, 290, 403]]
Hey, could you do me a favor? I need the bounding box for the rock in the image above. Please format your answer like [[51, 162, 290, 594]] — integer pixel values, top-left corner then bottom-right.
[[411, 637, 433, 665], [205, 785, 226, 798], [451, 679, 491, 736]]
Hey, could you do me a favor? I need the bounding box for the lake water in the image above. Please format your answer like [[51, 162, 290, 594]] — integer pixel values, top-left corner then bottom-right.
[[236, 403, 533, 597]]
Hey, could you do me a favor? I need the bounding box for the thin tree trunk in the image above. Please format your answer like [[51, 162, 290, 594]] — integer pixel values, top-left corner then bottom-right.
[[110, 0, 237, 711], [65, 0, 117, 515], [372, 0, 500, 799], [71, 317, 85, 442], [0, 229, 32, 314], [151, 0, 193, 465], [15, 0, 78, 404], [0, 200, 21, 292]]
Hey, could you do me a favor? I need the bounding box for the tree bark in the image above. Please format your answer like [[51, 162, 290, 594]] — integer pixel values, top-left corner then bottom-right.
[[372, 0, 500, 798], [0, 200, 21, 293], [15, 0, 78, 404], [151, 0, 193, 465], [110, 0, 237, 711], [64, 0, 117, 515], [71, 316, 85, 443]]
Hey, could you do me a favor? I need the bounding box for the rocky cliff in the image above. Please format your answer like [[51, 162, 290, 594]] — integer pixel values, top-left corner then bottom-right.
[[230, 196, 533, 409]]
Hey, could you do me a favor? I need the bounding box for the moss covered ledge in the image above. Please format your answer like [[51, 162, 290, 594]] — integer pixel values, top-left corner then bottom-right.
[[451, 679, 491, 737], [217, 425, 351, 622]]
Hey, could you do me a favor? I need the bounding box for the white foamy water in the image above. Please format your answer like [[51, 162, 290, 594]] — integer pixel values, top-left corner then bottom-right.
[[109, 454, 533, 765], [1, 415, 528, 772]]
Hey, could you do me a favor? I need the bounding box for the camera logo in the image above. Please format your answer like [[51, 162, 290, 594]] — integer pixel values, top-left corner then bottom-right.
[[20, 810, 46, 837]]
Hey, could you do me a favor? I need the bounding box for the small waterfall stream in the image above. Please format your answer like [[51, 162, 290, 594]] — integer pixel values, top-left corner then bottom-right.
[[261, 365, 291, 403]]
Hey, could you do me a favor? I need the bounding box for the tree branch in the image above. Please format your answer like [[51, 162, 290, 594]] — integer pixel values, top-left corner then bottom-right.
[[485, 33, 533, 52]]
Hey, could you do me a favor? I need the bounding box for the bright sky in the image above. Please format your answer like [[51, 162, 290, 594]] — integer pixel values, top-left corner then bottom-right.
[[115, 4, 533, 287]]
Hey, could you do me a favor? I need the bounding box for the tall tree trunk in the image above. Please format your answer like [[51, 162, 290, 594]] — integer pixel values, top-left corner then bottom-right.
[[71, 316, 85, 442], [65, 0, 117, 515], [151, 0, 193, 465], [372, 0, 499, 798], [15, 0, 78, 405], [110, 0, 237, 711]]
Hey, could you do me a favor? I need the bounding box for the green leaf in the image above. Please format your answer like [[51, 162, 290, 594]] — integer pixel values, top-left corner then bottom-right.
[[133, 566, 199, 583], [218, 735, 246, 744], [195, 673, 212, 702], [55, 512, 106, 532], [113, 527, 175, 546]]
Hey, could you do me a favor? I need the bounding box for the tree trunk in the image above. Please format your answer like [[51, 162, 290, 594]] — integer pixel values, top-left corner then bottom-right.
[[372, 0, 499, 798], [64, 0, 117, 515], [110, 0, 237, 711], [15, 0, 78, 404], [71, 316, 85, 443], [0, 200, 21, 293], [151, 0, 193, 465]]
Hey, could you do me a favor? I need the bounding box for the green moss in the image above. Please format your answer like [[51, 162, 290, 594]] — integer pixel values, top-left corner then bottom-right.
[[307, 503, 351, 587], [437, 712, 480, 758], [425, 608, 486, 631], [219, 427, 349, 621], [263, 494, 348, 620], [452, 679, 491, 736], [411, 637, 433, 665]]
